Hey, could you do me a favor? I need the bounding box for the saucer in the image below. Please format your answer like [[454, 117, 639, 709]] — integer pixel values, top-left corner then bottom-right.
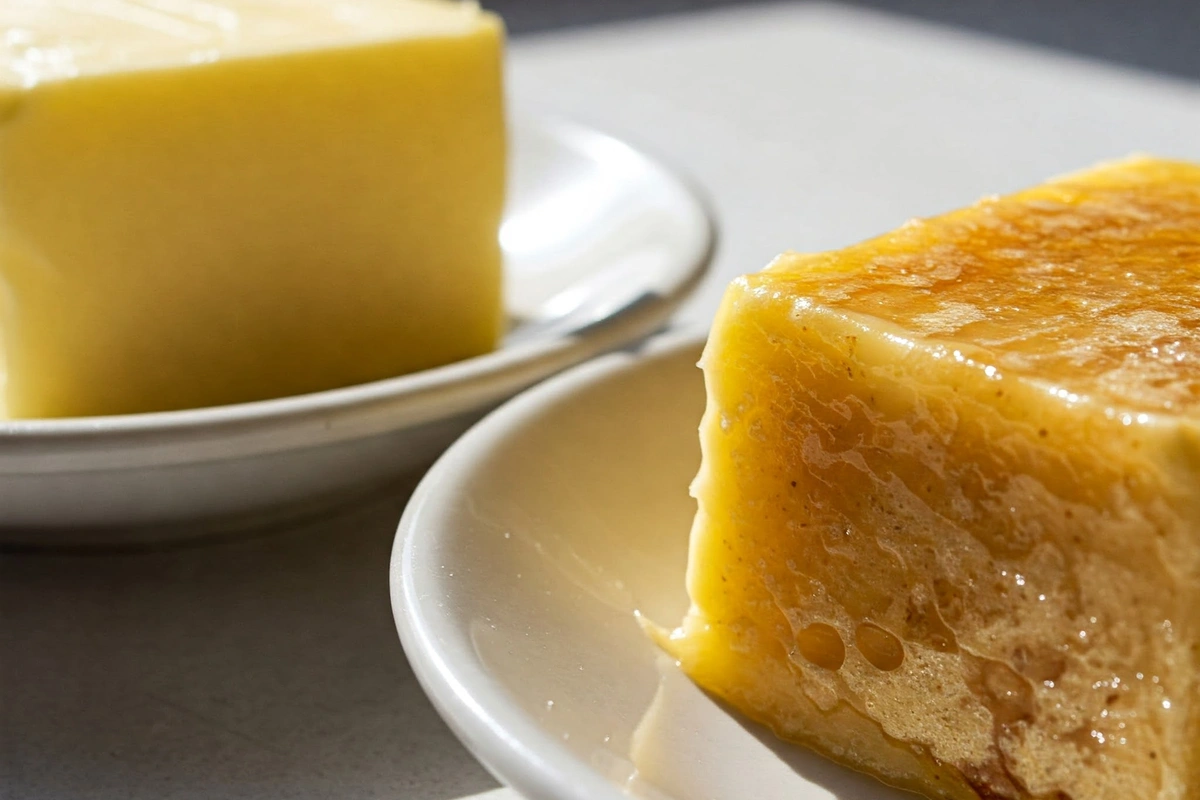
[[0, 118, 714, 542], [393, 332, 909, 800]]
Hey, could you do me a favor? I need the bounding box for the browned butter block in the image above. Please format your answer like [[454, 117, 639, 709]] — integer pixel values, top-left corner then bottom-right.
[[654, 157, 1200, 799]]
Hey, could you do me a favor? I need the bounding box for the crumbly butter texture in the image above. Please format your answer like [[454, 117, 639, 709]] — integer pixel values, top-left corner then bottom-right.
[[0, 0, 505, 417], [656, 157, 1200, 799]]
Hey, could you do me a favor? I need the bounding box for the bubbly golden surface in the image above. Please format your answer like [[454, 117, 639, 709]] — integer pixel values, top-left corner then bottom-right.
[[0, 0, 504, 417], [657, 157, 1200, 800], [767, 158, 1200, 415]]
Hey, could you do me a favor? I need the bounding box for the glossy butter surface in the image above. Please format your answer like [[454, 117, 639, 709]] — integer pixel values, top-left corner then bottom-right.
[[762, 158, 1200, 415], [1, 0, 486, 86], [658, 157, 1200, 800], [0, 0, 504, 417]]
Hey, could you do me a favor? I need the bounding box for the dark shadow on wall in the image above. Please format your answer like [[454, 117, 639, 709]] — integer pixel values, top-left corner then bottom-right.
[[486, 0, 1200, 84]]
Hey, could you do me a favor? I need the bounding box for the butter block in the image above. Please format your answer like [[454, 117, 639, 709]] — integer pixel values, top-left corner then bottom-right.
[[656, 158, 1200, 799], [0, 0, 505, 417]]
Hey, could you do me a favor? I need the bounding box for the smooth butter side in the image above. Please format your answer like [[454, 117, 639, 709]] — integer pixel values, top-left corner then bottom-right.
[[655, 157, 1200, 800], [0, 0, 505, 417]]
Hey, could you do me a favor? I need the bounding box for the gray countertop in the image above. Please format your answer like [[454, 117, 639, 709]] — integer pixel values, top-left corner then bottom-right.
[[4, 4, 1200, 799], [2, 480, 497, 800]]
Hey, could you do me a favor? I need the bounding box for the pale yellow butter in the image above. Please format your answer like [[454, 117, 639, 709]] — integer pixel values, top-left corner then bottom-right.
[[0, 0, 505, 417]]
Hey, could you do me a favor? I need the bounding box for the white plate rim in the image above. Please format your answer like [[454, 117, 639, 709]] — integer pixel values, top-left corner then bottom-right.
[[392, 330, 707, 800], [0, 118, 717, 465]]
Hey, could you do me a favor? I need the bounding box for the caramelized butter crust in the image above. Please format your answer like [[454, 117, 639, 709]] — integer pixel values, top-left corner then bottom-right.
[[764, 158, 1200, 414], [657, 157, 1200, 800]]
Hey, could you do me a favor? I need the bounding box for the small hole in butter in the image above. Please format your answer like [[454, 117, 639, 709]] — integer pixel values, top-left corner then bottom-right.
[[797, 623, 846, 670], [856, 622, 905, 671]]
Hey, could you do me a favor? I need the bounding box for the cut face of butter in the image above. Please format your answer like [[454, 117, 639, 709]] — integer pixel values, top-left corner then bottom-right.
[[0, 0, 505, 417], [655, 158, 1200, 799]]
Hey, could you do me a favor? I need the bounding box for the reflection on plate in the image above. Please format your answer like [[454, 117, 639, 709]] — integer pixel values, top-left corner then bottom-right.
[[393, 333, 912, 800], [0, 117, 714, 543]]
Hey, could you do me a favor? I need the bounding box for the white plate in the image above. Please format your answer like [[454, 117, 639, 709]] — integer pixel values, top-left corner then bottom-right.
[[393, 333, 911, 800], [0, 117, 714, 543]]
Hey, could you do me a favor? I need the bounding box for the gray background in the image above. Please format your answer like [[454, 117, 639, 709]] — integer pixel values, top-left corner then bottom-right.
[[489, 0, 1200, 82]]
